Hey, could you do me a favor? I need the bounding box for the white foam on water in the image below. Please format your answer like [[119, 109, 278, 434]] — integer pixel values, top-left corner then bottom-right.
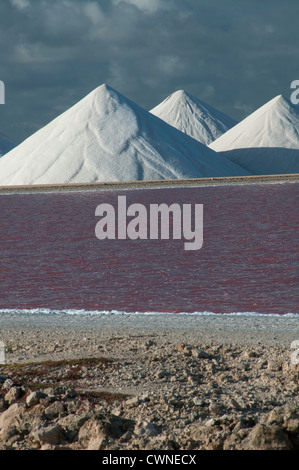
[[0, 308, 298, 317]]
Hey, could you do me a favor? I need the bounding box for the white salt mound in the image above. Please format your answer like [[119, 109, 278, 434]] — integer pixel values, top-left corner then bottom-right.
[[0, 84, 250, 186], [0, 132, 16, 157], [209, 95, 299, 175], [150, 90, 237, 145]]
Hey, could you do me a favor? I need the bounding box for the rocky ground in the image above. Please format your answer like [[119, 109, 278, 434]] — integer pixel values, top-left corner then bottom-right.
[[0, 324, 299, 451]]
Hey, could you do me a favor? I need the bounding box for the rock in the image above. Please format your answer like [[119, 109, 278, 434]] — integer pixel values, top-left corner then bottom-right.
[[32, 424, 64, 446], [265, 404, 299, 434], [183, 348, 192, 357], [50, 385, 68, 397], [66, 401, 80, 414], [191, 349, 212, 359], [187, 375, 198, 385], [78, 413, 134, 450], [258, 359, 268, 369], [242, 350, 257, 359], [192, 397, 205, 406], [26, 391, 47, 407], [267, 360, 282, 372], [44, 401, 65, 419], [139, 392, 152, 402], [0, 423, 23, 447], [0, 403, 25, 431], [154, 369, 167, 379], [189, 423, 230, 449], [242, 424, 293, 450], [4, 386, 23, 405], [205, 418, 216, 426], [78, 418, 110, 450], [209, 402, 222, 416], [2, 378, 14, 391], [229, 398, 243, 411], [40, 444, 54, 450], [64, 388, 76, 398], [0, 397, 6, 411], [143, 340, 156, 350], [42, 387, 57, 399], [125, 396, 140, 408], [168, 398, 184, 408], [223, 432, 243, 450], [57, 412, 92, 442], [135, 420, 159, 438]]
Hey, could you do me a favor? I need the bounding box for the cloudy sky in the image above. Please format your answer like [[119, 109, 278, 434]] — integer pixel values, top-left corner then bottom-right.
[[1, 0, 299, 144]]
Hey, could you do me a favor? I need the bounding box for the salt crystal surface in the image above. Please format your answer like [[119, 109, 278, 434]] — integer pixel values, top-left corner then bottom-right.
[[209, 95, 299, 175], [0, 84, 250, 185], [150, 89, 237, 145]]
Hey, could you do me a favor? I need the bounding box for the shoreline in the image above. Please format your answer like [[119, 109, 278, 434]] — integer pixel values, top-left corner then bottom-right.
[[0, 173, 298, 194], [1, 312, 298, 364]]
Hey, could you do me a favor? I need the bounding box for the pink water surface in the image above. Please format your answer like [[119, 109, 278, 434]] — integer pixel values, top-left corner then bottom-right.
[[0, 183, 298, 314]]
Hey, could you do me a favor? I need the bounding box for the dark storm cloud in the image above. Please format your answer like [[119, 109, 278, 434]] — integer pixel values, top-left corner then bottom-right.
[[1, 0, 299, 143]]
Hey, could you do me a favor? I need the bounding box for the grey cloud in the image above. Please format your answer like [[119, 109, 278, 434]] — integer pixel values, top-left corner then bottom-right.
[[1, 0, 298, 143], [10, 0, 31, 10]]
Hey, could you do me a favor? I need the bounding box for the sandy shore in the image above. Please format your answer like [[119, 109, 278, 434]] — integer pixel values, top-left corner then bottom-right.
[[1, 312, 299, 364]]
